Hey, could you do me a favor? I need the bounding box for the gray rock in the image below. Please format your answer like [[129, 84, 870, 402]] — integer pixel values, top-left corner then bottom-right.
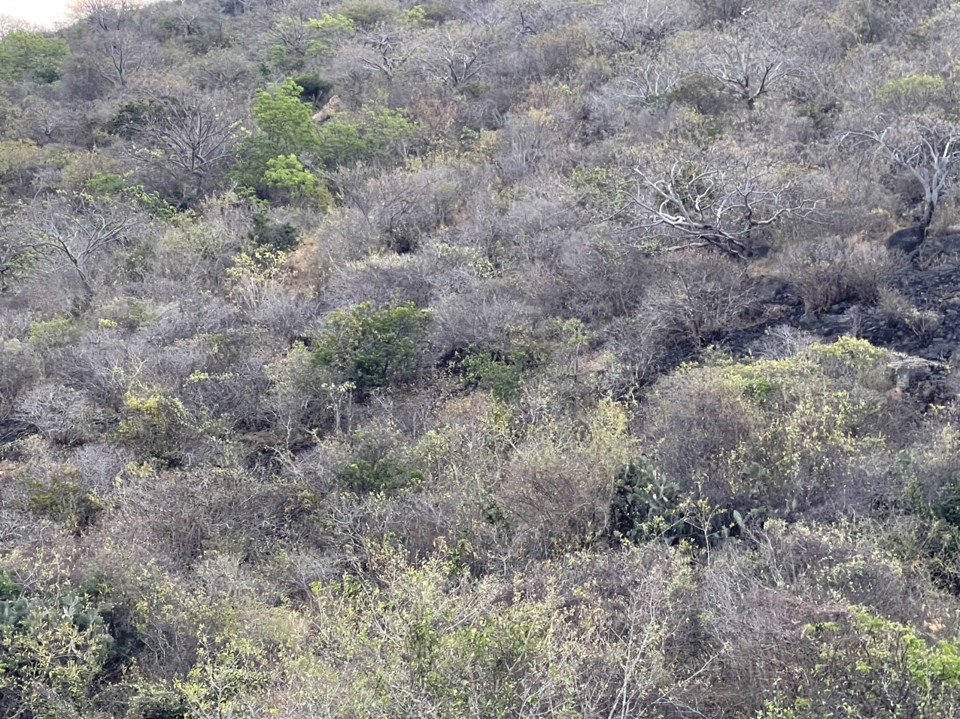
[[887, 357, 939, 391]]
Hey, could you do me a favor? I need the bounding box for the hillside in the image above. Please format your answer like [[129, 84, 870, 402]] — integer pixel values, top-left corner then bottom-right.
[[3, 1, 960, 717]]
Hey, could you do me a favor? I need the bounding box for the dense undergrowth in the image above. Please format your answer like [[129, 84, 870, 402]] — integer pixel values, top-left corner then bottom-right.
[[3, 0, 960, 716]]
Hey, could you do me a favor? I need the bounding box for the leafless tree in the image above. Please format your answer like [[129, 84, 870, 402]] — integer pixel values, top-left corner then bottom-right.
[[699, 32, 798, 110], [619, 54, 685, 105], [633, 156, 821, 258], [839, 116, 960, 237], [68, 0, 143, 32], [127, 90, 241, 201], [356, 27, 418, 85], [10, 195, 142, 310], [418, 26, 490, 88], [0, 14, 31, 36], [595, 0, 686, 52]]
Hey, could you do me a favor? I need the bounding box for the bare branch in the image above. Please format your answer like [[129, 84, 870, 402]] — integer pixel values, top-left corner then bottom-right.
[[633, 159, 820, 258], [839, 115, 960, 234], [8, 194, 142, 310], [699, 32, 800, 110], [124, 91, 241, 201]]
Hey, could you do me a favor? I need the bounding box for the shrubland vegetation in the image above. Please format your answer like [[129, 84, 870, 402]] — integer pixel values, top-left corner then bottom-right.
[[4, 0, 960, 716]]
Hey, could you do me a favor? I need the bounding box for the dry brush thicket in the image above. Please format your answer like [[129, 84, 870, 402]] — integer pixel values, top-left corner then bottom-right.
[[3, 1, 960, 717]]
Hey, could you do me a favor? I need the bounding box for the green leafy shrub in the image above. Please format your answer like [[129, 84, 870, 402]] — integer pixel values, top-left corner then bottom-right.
[[281, 543, 689, 718], [293, 72, 334, 106], [457, 343, 540, 402], [340, 1, 395, 29], [877, 73, 948, 112], [84, 171, 128, 197], [0, 31, 68, 84], [0, 586, 114, 718], [761, 609, 960, 718], [233, 79, 327, 203], [21, 466, 106, 533], [304, 13, 356, 55], [336, 435, 425, 494], [315, 107, 418, 169], [262, 153, 333, 208], [117, 388, 195, 466], [27, 316, 84, 350], [313, 301, 432, 395]]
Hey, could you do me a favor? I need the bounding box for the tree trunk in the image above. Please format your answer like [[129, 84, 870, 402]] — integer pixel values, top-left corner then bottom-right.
[[919, 197, 935, 238]]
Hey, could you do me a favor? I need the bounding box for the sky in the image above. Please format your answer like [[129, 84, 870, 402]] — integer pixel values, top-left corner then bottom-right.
[[0, 0, 74, 28]]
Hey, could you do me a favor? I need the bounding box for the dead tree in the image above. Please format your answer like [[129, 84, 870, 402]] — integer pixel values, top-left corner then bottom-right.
[[840, 116, 960, 238], [633, 158, 820, 258]]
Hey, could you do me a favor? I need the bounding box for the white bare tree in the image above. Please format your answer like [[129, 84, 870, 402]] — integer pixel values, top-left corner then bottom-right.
[[68, 0, 144, 31], [417, 25, 491, 88], [839, 116, 960, 237], [594, 0, 687, 52], [633, 155, 821, 258]]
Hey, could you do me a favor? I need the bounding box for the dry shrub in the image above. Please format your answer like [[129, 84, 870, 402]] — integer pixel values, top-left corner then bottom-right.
[[751, 520, 947, 627], [751, 323, 818, 359], [430, 277, 538, 355], [557, 234, 651, 320], [0, 338, 42, 421], [15, 383, 104, 446], [878, 288, 943, 340], [643, 250, 761, 346], [495, 398, 636, 558], [640, 349, 900, 521], [3, 436, 116, 534], [309, 206, 383, 278], [686, 518, 951, 716], [641, 367, 761, 499], [340, 165, 465, 254], [104, 466, 321, 570], [600, 315, 671, 397], [690, 547, 821, 716], [777, 235, 904, 311], [324, 253, 434, 309]]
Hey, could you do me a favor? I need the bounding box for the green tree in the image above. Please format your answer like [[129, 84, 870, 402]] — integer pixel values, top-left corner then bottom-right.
[[251, 79, 320, 156], [233, 79, 323, 200], [0, 31, 68, 84], [314, 107, 417, 169]]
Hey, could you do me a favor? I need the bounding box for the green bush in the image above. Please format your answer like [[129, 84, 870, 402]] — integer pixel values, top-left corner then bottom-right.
[[233, 79, 327, 203], [262, 153, 333, 208], [315, 107, 417, 169], [458, 343, 539, 402], [0, 31, 68, 84], [293, 73, 334, 106], [0, 586, 114, 718], [313, 301, 432, 395], [27, 316, 84, 349], [116, 388, 195, 466], [23, 468, 105, 534], [760, 609, 960, 719], [336, 436, 424, 494], [340, 1, 395, 29]]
